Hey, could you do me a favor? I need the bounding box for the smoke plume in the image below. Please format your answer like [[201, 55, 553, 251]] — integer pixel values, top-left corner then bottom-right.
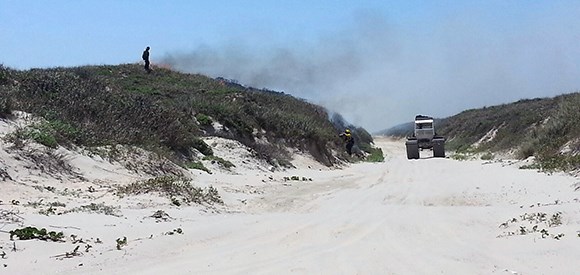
[[162, 7, 580, 132]]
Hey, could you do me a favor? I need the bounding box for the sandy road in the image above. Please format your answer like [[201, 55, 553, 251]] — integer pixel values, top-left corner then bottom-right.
[[87, 137, 580, 275]]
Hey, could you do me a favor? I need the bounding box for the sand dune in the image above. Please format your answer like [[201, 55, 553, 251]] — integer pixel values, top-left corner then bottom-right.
[[1, 128, 579, 274]]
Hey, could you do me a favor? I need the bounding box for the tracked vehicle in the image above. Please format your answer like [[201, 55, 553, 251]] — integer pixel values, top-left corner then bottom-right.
[[405, 115, 445, 159]]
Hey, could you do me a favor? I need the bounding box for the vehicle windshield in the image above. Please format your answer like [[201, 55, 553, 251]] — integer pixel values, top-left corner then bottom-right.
[[416, 122, 433, 129]]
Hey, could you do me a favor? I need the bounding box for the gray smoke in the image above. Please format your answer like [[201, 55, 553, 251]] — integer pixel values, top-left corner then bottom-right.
[[162, 7, 580, 132]]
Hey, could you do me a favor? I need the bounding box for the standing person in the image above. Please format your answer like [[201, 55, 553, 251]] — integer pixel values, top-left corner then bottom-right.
[[142, 46, 151, 73], [339, 129, 355, 156]]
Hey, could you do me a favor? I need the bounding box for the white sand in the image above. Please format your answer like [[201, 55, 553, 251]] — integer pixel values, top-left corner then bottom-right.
[[1, 118, 579, 275]]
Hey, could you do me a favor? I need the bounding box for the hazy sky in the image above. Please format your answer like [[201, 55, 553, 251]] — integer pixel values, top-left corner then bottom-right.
[[2, 0, 580, 131]]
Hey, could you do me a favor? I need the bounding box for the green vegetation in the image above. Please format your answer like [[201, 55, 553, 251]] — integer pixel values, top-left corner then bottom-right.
[[10, 125, 57, 148], [532, 155, 580, 173], [186, 161, 212, 173], [0, 64, 376, 166], [438, 97, 559, 151], [366, 147, 384, 162], [117, 175, 223, 205], [480, 152, 494, 160], [10, 226, 65, 242], [202, 155, 235, 169], [0, 90, 12, 119], [195, 113, 213, 127], [3, 120, 78, 148], [440, 95, 580, 171], [0, 64, 12, 118]]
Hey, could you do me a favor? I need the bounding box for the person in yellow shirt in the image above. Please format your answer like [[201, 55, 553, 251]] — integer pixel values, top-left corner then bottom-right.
[[339, 129, 355, 156]]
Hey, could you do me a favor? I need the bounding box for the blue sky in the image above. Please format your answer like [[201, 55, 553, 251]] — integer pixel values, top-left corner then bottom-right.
[[1, 0, 392, 68], [2, 0, 580, 131]]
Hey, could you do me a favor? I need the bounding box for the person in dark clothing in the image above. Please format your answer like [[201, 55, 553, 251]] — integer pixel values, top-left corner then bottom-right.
[[142, 46, 151, 73], [339, 129, 355, 156]]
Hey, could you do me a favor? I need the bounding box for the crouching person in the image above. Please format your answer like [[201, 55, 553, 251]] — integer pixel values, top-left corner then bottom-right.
[[339, 129, 355, 156]]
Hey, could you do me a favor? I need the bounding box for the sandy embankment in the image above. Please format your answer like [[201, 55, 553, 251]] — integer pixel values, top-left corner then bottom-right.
[[1, 116, 580, 275]]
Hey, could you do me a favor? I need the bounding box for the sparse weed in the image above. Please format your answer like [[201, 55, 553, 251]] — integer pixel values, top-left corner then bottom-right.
[[536, 155, 580, 173], [451, 153, 470, 161], [38, 206, 57, 216], [480, 152, 494, 160], [25, 199, 66, 215], [150, 210, 173, 222], [171, 197, 181, 206], [0, 210, 23, 224], [0, 167, 11, 181], [117, 175, 223, 205], [116, 236, 127, 250], [284, 175, 312, 181], [203, 155, 235, 169], [51, 245, 90, 260], [165, 228, 183, 235], [64, 203, 121, 217], [548, 212, 562, 227], [186, 161, 212, 174], [519, 163, 542, 170], [497, 211, 565, 240], [33, 185, 57, 192]]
